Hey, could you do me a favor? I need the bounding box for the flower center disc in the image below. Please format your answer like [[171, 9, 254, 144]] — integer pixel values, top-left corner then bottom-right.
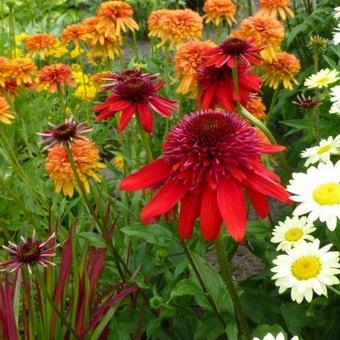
[[221, 38, 249, 55], [291, 256, 321, 280], [17, 241, 41, 263], [188, 113, 230, 147], [316, 144, 331, 155], [284, 227, 303, 241], [313, 182, 340, 205], [54, 123, 77, 141]]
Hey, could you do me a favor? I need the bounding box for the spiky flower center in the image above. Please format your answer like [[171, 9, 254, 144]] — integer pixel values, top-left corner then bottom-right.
[[115, 78, 154, 101], [17, 240, 41, 263], [220, 38, 249, 55], [53, 121, 77, 141], [117, 69, 142, 82], [163, 111, 261, 189], [199, 65, 231, 86]]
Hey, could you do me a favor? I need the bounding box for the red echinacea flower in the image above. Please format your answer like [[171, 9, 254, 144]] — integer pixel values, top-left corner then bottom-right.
[[120, 110, 291, 242], [203, 37, 263, 68], [93, 70, 177, 133], [198, 64, 262, 111]]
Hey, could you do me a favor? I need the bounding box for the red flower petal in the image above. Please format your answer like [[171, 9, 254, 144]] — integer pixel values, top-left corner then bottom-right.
[[261, 144, 286, 153], [178, 188, 202, 239], [141, 180, 189, 223], [120, 158, 172, 191], [137, 101, 153, 133], [200, 184, 222, 241], [118, 104, 135, 131], [217, 178, 247, 242], [247, 188, 269, 218]]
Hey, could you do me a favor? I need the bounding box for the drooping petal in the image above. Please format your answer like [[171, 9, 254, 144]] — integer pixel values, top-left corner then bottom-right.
[[247, 188, 269, 218], [137, 101, 153, 133], [217, 178, 247, 242], [120, 158, 172, 191], [118, 104, 136, 131], [141, 180, 189, 223], [200, 184, 222, 241], [261, 144, 286, 153], [178, 188, 202, 239]]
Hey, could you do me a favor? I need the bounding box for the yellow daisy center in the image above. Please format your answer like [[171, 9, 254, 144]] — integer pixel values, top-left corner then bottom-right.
[[315, 75, 332, 86], [316, 144, 331, 155], [284, 227, 303, 241], [313, 182, 340, 205], [291, 256, 321, 280]]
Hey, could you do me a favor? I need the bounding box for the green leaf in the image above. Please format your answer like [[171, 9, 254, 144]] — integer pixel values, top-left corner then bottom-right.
[[189, 252, 234, 315], [78, 232, 106, 248], [226, 320, 238, 340], [194, 315, 225, 340], [169, 279, 203, 301], [121, 223, 178, 247]]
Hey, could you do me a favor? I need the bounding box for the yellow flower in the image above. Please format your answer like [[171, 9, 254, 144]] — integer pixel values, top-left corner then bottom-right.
[[73, 82, 97, 101], [71, 65, 90, 85], [174, 40, 217, 96], [0, 96, 15, 124], [304, 69, 340, 89], [203, 0, 237, 26], [113, 155, 124, 170], [256, 0, 294, 20], [45, 139, 105, 197], [15, 32, 28, 45], [262, 52, 301, 90], [47, 40, 68, 58]]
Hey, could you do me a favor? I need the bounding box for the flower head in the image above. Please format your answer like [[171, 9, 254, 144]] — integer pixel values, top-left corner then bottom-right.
[[271, 216, 315, 251], [0, 96, 15, 124], [237, 16, 284, 60], [148, 9, 203, 48], [292, 94, 321, 109], [121, 110, 290, 242], [39, 117, 93, 149], [262, 52, 300, 90], [198, 64, 262, 111], [254, 332, 299, 340], [203, 0, 237, 26], [114, 155, 124, 169], [304, 69, 340, 89], [38, 63, 76, 93], [25, 33, 57, 59], [148, 9, 172, 38], [96, 0, 139, 35], [203, 37, 263, 69], [0, 232, 57, 274], [5, 58, 37, 86], [330, 85, 340, 114], [309, 35, 328, 49], [257, 0, 294, 20], [93, 70, 177, 133], [272, 240, 340, 303], [174, 40, 217, 96], [301, 136, 340, 167], [61, 23, 88, 46], [333, 24, 340, 45], [246, 96, 266, 119], [287, 161, 340, 231], [45, 139, 105, 197]]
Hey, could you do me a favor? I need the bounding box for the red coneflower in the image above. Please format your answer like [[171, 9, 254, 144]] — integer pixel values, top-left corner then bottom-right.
[[0, 232, 57, 274], [93, 71, 177, 133], [198, 64, 262, 111], [203, 37, 263, 68], [38, 117, 93, 149], [120, 110, 291, 242]]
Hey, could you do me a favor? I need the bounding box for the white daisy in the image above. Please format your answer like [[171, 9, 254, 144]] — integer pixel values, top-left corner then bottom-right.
[[333, 25, 340, 45], [301, 136, 340, 166], [271, 216, 316, 251], [334, 7, 340, 20], [287, 161, 340, 231], [272, 240, 340, 303], [330, 85, 340, 114], [304, 69, 339, 89], [253, 332, 299, 340]]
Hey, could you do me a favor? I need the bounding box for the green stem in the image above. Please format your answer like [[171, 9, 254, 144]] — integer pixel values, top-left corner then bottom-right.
[[9, 5, 16, 58], [214, 235, 251, 340], [216, 21, 223, 44], [180, 240, 227, 329], [329, 286, 340, 296], [132, 32, 140, 60], [231, 61, 241, 114], [136, 117, 153, 162], [265, 88, 279, 124]]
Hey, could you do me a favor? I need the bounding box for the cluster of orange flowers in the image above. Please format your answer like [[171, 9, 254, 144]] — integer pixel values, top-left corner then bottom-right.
[[148, 9, 203, 48]]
